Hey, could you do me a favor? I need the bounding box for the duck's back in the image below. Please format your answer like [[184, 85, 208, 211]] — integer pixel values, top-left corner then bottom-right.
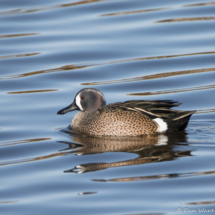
[[71, 104, 158, 136]]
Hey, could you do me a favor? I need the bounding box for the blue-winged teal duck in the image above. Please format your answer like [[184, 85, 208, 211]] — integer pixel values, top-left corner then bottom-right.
[[57, 88, 195, 136]]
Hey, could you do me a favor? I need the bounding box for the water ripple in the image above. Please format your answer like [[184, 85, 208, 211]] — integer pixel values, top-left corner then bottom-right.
[[0, 151, 67, 167], [0, 33, 38, 39], [128, 84, 215, 97], [184, 2, 215, 7], [7, 89, 57, 94], [83, 67, 215, 85], [0, 138, 51, 147], [93, 170, 215, 182], [0, 64, 89, 80], [0, 0, 105, 16], [101, 7, 168, 17], [157, 16, 215, 23], [0, 53, 39, 60]]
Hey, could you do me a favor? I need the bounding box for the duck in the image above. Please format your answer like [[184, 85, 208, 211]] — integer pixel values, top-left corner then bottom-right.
[[57, 88, 195, 136]]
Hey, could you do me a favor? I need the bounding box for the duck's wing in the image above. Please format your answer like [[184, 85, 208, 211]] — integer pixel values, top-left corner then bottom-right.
[[105, 100, 195, 132], [116, 100, 180, 118], [122, 100, 179, 109], [116, 100, 196, 131]]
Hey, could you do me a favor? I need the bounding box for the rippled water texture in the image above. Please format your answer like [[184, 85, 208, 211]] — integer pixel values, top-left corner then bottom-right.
[[1, 0, 215, 214]]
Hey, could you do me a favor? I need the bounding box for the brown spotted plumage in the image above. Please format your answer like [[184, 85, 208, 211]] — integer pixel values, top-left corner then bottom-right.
[[71, 104, 158, 136], [57, 88, 195, 136]]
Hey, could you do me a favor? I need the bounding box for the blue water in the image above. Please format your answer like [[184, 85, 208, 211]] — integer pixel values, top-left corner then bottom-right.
[[1, 0, 215, 214]]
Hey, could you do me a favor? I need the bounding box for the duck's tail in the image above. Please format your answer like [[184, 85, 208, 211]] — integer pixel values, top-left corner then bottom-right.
[[164, 110, 196, 132]]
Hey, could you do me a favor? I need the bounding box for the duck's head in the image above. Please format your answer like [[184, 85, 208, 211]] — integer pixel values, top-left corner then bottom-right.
[[57, 88, 106, 114]]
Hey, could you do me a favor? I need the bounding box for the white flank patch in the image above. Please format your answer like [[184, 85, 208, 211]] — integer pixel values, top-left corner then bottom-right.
[[75, 93, 83, 111], [153, 118, 168, 133]]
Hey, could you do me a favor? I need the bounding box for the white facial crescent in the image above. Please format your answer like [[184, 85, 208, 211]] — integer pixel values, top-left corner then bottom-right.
[[75, 93, 83, 111]]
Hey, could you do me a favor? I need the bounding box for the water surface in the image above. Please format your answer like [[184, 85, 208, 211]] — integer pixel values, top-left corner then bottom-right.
[[1, 0, 215, 214]]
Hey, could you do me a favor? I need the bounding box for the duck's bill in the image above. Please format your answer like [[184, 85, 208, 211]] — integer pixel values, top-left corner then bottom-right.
[[57, 102, 79, 115]]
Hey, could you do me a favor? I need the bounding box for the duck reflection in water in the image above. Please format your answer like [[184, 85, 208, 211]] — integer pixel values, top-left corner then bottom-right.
[[60, 129, 192, 174]]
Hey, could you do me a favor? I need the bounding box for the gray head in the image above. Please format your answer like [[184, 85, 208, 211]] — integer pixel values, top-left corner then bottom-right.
[[57, 88, 106, 114]]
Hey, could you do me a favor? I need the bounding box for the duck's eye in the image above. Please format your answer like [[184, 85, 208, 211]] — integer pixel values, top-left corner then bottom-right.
[[81, 96, 85, 100]]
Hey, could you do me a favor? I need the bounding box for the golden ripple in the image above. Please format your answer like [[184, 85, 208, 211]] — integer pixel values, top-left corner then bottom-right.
[[101, 7, 168, 17], [0, 33, 38, 39], [0, 53, 39, 60], [187, 200, 215, 205], [102, 51, 215, 67], [0, 0, 104, 16], [128, 84, 215, 96], [96, 170, 215, 182], [0, 64, 89, 80], [184, 2, 215, 7], [7, 89, 57, 94], [82, 67, 215, 85], [156, 16, 215, 23]]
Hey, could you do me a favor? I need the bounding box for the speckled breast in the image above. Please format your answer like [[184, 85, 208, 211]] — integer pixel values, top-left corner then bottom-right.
[[70, 106, 158, 136]]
